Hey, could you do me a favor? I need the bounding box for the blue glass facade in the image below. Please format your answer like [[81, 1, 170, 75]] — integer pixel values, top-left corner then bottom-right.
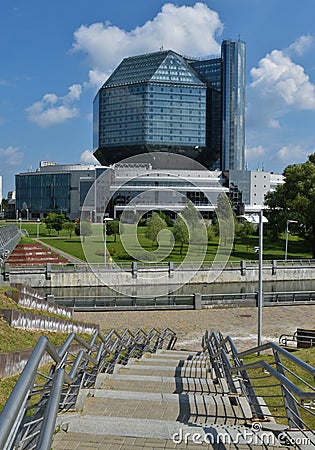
[[16, 173, 71, 214], [94, 42, 245, 171], [221, 39, 246, 171]]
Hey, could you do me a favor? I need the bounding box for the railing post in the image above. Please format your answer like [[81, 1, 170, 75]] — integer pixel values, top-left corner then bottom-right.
[[273, 349, 304, 429], [240, 260, 246, 276], [168, 261, 174, 278], [37, 368, 65, 450], [131, 261, 137, 279], [46, 263, 51, 280], [272, 260, 277, 275], [194, 293, 202, 310], [46, 294, 55, 303], [4, 263, 9, 281]]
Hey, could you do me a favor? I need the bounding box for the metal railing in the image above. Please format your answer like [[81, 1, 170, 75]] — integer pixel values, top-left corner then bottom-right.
[[52, 290, 315, 310], [54, 294, 195, 310], [0, 225, 21, 265], [203, 330, 315, 445], [5, 258, 315, 272], [0, 327, 177, 450]]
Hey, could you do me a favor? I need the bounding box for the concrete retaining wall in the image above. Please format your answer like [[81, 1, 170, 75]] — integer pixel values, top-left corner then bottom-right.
[[0, 344, 83, 379], [8, 283, 73, 318], [2, 263, 315, 290], [0, 309, 98, 334]]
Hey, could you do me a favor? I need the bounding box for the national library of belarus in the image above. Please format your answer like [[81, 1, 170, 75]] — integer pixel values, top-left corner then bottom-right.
[[14, 39, 284, 221]]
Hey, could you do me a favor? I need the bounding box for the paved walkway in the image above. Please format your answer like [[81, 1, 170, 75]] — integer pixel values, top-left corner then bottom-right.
[[74, 304, 315, 351]]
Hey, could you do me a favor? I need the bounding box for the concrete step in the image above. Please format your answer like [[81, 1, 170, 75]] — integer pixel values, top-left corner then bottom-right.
[[97, 373, 226, 395], [118, 364, 211, 378], [51, 349, 288, 449], [53, 415, 288, 449], [134, 356, 209, 368], [158, 350, 200, 357], [80, 388, 253, 423]]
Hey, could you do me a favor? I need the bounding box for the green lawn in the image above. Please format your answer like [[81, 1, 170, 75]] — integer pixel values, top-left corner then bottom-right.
[[243, 346, 315, 428], [0, 287, 91, 411], [7, 220, 313, 264]]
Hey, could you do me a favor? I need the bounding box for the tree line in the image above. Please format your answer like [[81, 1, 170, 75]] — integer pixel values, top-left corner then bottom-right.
[[264, 153, 315, 258]]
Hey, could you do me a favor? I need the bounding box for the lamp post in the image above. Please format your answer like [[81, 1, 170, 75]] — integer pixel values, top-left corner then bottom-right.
[[257, 209, 263, 351], [36, 218, 40, 238], [103, 215, 113, 267], [285, 220, 298, 261]]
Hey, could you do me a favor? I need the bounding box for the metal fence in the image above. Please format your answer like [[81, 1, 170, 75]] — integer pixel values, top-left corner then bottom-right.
[[0, 327, 177, 450], [0, 225, 21, 265], [6, 258, 315, 272], [52, 290, 315, 310], [203, 330, 315, 446]]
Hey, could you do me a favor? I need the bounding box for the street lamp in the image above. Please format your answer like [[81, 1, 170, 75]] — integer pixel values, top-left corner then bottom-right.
[[103, 215, 113, 267], [257, 209, 263, 351], [285, 220, 298, 261], [36, 218, 41, 238]]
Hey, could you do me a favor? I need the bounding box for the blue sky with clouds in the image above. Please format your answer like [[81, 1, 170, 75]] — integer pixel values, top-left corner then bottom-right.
[[1, 0, 315, 194]]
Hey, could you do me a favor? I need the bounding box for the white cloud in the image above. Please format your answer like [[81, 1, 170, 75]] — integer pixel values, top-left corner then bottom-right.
[[0, 146, 24, 166], [72, 2, 223, 88], [80, 150, 100, 165], [245, 145, 266, 162], [250, 49, 315, 110], [276, 144, 310, 163], [286, 35, 314, 57], [26, 84, 82, 127], [248, 36, 315, 130]]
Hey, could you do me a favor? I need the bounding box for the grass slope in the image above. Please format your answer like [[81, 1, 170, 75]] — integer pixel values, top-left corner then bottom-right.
[[0, 286, 89, 411]]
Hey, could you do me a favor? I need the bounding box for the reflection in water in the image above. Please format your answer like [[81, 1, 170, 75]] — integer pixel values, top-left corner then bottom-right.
[[40, 279, 315, 299]]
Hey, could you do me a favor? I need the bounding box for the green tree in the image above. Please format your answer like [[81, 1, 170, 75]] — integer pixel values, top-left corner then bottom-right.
[[145, 212, 167, 247], [43, 213, 55, 235], [51, 214, 66, 235], [264, 153, 315, 257], [173, 215, 189, 256], [63, 221, 75, 239], [238, 221, 256, 250], [80, 221, 93, 242], [107, 220, 119, 242], [213, 193, 235, 246]]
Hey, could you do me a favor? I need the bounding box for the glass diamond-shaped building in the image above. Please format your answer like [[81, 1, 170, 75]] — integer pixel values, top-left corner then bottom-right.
[[93, 39, 245, 171]]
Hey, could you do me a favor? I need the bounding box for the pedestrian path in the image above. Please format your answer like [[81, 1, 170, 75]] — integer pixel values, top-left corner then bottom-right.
[[52, 349, 289, 449]]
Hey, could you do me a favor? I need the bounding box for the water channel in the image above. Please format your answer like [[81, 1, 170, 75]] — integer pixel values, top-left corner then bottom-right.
[[40, 278, 315, 300]]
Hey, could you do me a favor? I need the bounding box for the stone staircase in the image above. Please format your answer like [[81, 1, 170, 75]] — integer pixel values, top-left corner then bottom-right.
[[52, 349, 289, 449], [6, 243, 68, 266]]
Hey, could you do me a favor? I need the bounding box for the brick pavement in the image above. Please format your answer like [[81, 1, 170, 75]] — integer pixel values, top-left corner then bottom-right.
[[74, 304, 315, 351]]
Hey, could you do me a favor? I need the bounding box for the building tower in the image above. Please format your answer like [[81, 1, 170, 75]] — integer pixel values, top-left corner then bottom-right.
[[93, 39, 246, 171], [221, 39, 246, 171]]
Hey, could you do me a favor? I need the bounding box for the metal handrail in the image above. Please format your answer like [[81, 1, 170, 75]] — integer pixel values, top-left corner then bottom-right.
[[204, 330, 315, 439], [6, 258, 315, 273], [0, 326, 176, 450]]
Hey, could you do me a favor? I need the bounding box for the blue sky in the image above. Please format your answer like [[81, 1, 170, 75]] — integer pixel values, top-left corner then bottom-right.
[[1, 0, 315, 194]]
